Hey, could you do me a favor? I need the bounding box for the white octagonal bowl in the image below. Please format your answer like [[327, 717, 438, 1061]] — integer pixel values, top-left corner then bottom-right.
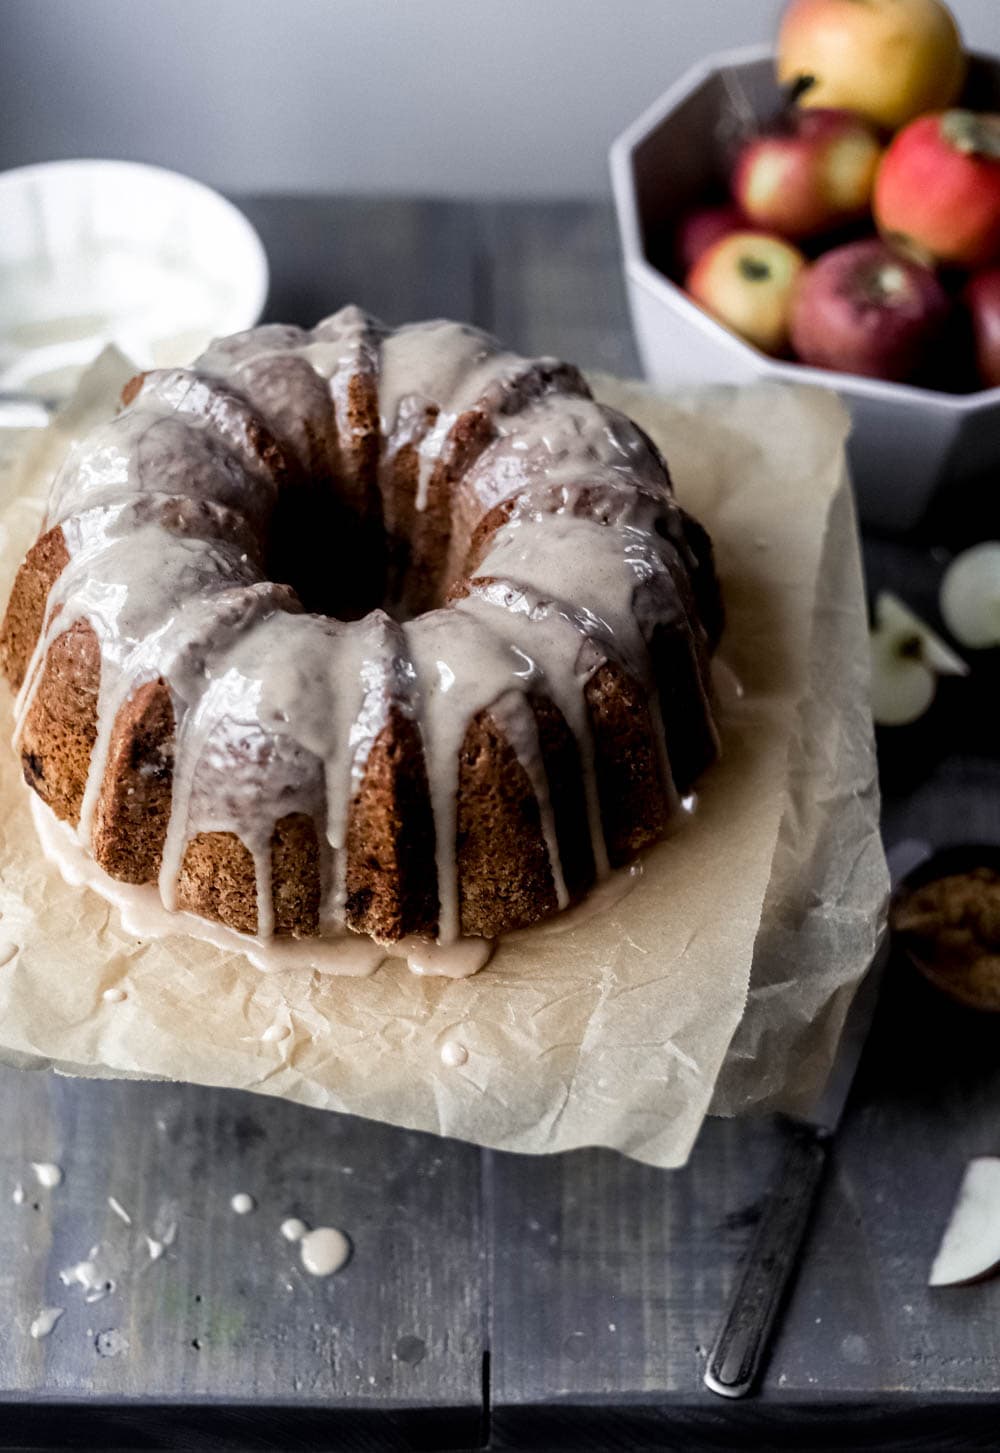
[[610, 45, 1000, 534]]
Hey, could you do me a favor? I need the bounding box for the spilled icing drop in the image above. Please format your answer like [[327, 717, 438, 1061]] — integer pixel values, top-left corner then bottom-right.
[[299, 1226, 351, 1277], [280, 1217, 308, 1242], [230, 1192, 255, 1215], [30, 1306, 64, 1340], [145, 1221, 177, 1262], [107, 1196, 131, 1225], [31, 1162, 63, 1189], [405, 937, 493, 979], [12, 1182, 25, 1206], [440, 1039, 469, 1068], [102, 987, 127, 1004], [59, 1251, 114, 1303]]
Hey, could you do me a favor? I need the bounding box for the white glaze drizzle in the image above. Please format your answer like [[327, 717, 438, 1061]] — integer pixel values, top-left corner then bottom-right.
[[378, 321, 497, 505], [32, 794, 489, 978], [30, 1307, 64, 1340], [59, 1249, 114, 1302], [299, 1225, 351, 1277], [440, 1038, 469, 1067], [13, 306, 718, 967], [31, 1162, 63, 1189], [487, 689, 568, 911]]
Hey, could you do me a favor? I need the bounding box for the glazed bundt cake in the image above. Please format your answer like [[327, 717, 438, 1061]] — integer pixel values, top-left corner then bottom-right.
[[0, 307, 722, 967]]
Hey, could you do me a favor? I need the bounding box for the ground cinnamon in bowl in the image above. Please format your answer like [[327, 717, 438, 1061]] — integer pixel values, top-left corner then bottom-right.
[[891, 861, 1000, 1012]]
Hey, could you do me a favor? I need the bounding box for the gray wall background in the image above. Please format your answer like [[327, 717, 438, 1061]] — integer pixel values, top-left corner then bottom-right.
[[2, 0, 996, 198]]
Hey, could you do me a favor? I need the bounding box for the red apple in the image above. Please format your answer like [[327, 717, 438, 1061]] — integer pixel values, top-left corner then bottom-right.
[[733, 109, 882, 240], [687, 232, 806, 355], [789, 239, 950, 381], [777, 0, 966, 131], [967, 267, 1000, 388], [875, 112, 1000, 270], [674, 203, 746, 275]]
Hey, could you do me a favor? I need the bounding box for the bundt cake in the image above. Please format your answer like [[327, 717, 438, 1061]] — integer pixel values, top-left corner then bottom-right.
[[0, 307, 722, 971]]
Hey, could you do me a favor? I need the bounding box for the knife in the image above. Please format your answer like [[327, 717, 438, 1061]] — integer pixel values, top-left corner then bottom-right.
[[703, 927, 891, 1400]]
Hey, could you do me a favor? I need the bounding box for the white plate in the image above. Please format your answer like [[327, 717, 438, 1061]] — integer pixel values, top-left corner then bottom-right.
[[0, 159, 268, 398]]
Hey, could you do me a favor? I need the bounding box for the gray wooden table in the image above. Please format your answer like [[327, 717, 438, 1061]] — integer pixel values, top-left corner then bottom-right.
[[1, 198, 998, 1452]]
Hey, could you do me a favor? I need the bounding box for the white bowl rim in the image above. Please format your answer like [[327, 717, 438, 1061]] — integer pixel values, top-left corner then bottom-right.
[[609, 45, 1000, 412], [0, 156, 270, 331]]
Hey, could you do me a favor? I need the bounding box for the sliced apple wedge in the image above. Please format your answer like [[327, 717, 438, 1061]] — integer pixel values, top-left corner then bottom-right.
[[870, 592, 968, 727], [940, 543, 1000, 650], [929, 1157, 1000, 1287]]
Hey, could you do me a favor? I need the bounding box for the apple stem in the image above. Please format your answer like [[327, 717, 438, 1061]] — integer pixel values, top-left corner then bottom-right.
[[941, 110, 1000, 160], [738, 256, 771, 282], [786, 74, 816, 105]]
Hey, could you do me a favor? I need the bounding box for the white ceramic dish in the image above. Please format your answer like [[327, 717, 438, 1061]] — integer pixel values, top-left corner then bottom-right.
[[0, 158, 268, 400], [610, 45, 1000, 534]]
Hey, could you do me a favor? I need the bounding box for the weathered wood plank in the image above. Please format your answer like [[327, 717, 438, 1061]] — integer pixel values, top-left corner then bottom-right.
[[238, 195, 481, 329], [489, 960, 1000, 1445], [486, 1122, 781, 1403], [479, 201, 640, 375], [768, 960, 1000, 1401], [0, 1070, 485, 1448]]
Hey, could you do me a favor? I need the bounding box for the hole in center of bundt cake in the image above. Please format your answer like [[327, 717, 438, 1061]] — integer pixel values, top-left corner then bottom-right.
[[265, 474, 391, 622], [264, 466, 451, 625]]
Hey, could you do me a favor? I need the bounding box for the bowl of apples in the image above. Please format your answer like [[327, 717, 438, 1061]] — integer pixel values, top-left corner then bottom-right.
[[610, 0, 1000, 533]]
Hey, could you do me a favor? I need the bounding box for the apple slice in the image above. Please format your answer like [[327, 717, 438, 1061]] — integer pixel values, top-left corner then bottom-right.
[[940, 543, 1000, 650], [870, 592, 967, 727], [929, 1157, 1000, 1287]]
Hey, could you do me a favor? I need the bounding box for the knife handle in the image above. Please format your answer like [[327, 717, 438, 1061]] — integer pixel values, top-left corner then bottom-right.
[[703, 1125, 829, 1399]]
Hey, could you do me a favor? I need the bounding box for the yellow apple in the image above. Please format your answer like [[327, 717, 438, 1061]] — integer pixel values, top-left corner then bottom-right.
[[777, 0, 966, 131], [686, 232, 806, 355]]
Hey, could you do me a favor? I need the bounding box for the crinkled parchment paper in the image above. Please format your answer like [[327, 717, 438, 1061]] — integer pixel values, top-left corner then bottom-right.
[[0, 351, 888, 1168]]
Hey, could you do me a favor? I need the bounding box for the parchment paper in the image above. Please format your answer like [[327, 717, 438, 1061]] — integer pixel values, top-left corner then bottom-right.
[[0, 353, 888, 1168]]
